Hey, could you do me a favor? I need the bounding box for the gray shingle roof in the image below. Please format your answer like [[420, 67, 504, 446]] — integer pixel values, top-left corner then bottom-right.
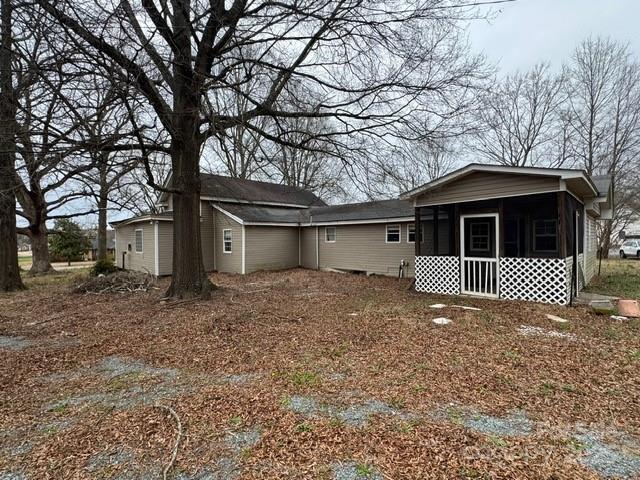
[[591, 175, 612, 196], [215, 199, 415, 225], [200, 174, 326, 207], [215, 203, 309, 224], [308, 199, 413, 223]]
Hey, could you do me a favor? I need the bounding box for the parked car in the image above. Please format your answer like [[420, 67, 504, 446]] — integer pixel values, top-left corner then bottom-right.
[[619, 239, 640, 258]]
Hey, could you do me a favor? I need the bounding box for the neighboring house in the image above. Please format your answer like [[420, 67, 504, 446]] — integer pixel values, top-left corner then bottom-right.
[[84, 230, 116, 261], [112, 164, 613, 305]]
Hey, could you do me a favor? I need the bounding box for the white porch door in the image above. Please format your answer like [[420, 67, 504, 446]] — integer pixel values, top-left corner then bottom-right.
[[460, 213, 499, 298]]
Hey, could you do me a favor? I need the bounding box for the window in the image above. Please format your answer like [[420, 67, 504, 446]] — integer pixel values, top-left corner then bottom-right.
[[135, 229, 143, 253], [223, 229, 232, 253], [470, 222, 490, 251], [533, 219, 557, 252], [325, 226, 336, 243], [407, 223, 423, 243], [386, 224, 400, 243]]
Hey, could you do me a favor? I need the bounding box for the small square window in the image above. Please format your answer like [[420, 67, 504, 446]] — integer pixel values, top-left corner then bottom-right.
[[325, 227, 336, 243], [135, 229, 143, 253], [386, 224, 400, 243], [223, 229, 232, 253]]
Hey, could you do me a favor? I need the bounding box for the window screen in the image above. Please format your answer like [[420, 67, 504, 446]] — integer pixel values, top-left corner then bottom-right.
[[223, 229, 232, 253], [386, 224, 400, 243], [135, 229, 143, 253], [534, 219, 557, 252]]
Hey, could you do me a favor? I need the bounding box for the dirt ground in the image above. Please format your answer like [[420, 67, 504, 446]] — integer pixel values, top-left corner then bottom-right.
[[1, 269, 639, 479]]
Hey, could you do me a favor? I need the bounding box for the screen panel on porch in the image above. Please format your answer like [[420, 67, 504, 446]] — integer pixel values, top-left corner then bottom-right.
[[417, 206, 455, 256]]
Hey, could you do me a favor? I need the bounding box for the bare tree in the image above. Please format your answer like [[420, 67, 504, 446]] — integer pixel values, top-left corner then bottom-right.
[[36, 0, 486, 298], [0, 0, 24, 290], [565, 37, 640, 255], [472, 63, 565, 166]]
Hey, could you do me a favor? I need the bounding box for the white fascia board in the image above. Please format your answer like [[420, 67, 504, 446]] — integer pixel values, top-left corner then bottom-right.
[[211, 204, 245, 225], [111, 215, 173, 228], [300, 216, 415, 227], [244, 222, 300, 227]]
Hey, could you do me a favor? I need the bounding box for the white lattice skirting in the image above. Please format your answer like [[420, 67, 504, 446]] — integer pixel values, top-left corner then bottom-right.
[[415, 256, 460, 295], [500, 257, 571, 305]]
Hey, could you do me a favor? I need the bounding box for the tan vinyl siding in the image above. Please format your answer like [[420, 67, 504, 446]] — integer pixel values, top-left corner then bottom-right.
[[416, 172, 559, 206], [584, 214, 598, 283], [300, 227, 318, 269], [157, 222, 173, 276], [114, 222, 156, 274], [317, 222, 416, 277], [214, 210, 243, 273], [244, 226, 299, 273], [200, 202, 215, 271]]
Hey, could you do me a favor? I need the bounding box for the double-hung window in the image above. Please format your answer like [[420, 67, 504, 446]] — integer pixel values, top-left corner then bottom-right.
[[470, 222, 490, 252], [386, 224, 400, 243], [134, 229, 143, 253], [325, 227, 336, 243], [223, 229, 232, 253]]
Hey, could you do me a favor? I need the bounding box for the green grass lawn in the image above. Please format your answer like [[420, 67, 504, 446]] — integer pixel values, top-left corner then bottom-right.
[[18, 255, 32, 266], [585, 258, 640, 299]]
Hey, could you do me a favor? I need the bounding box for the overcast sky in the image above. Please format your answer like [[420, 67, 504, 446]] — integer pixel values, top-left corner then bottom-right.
[[468, 0, 640, 74]]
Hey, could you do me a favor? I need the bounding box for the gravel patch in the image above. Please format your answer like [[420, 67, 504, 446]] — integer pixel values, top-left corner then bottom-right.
[[0, 336, 31, 351], [517, 325, 577, 341], [286, 395, 416, 427], [434, 406, 533, 437], [574, 431, 640, 478], [225, 427, 261, 453], [86, 447, 135, 473], [332, 461, 383, 480]]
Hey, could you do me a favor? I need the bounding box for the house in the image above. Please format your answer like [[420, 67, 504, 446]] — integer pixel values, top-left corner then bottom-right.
[[83, 230, 116, 261], [401, 164, 612, 305], [111, 164, 613, 305]]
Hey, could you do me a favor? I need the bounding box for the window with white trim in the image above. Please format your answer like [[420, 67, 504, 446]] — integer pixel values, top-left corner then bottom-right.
[[135, 229, 143, 253], [470, 222, 490, 251], [223, 229, 232, 253], [533, 219, 557, 252], [325, 226, 336, 243], [386, 224, 400, 243], [407, 223, 425, 243]]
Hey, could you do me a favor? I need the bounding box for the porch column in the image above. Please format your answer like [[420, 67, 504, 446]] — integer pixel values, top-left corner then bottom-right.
[[414, 206, 421, 256], [557, 192, 567, 258]]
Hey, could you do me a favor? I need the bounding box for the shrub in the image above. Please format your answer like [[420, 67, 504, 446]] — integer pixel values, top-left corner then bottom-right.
[[90, 259, 117, 277]]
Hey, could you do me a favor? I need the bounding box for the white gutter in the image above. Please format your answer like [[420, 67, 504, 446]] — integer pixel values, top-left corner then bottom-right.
[[153, 221, 159, 276]]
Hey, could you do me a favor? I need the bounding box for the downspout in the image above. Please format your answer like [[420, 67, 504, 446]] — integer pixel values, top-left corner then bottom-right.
[[315, 226, 319, 270], [241, 225, 246, 274], [212, 207, 216, 271], [154, 221, 159, 276]]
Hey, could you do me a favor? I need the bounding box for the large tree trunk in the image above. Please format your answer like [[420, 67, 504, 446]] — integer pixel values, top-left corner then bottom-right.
[[29, 223, 54, 274], [600, 220, 613, 259], [166, 135, 214, 299], [0, 0, 24, 291], [97, 191, 108, 261]]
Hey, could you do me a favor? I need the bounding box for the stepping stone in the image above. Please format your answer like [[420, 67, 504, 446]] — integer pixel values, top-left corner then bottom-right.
[[618, 299, 640, 318], [610, 315, 628, 321], [429, 304, 447, 309], [590, 300, 616, 315], [432, 317, 452, 325], [546, 314, 568, 323]]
